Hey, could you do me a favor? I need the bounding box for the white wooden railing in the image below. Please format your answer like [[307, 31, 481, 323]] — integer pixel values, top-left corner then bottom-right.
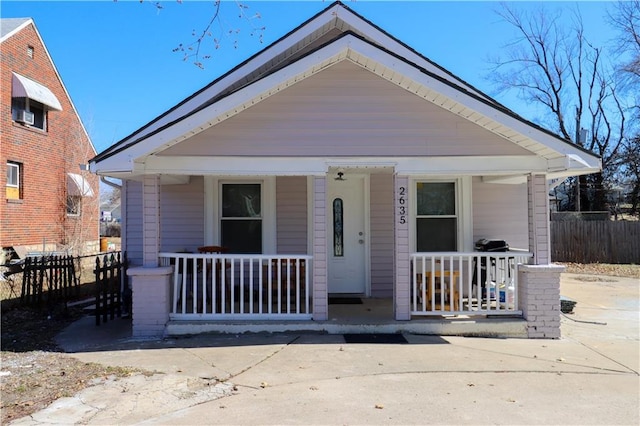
[[160, 253, 312, 320], [410, 251, 533, 316]]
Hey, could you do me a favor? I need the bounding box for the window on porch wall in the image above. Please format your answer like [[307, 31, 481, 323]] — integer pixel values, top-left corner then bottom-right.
[[416, 181, 457, 252], [221, 183, 262, 253]]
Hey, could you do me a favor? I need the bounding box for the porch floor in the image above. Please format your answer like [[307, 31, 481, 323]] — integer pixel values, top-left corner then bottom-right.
[[165, 298, 528, 338]]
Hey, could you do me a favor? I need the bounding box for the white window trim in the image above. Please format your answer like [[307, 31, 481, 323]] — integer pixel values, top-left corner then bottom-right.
[[204, 176, 276, 254], [7, 162, 19, 188], [410, 176, 472, 252]]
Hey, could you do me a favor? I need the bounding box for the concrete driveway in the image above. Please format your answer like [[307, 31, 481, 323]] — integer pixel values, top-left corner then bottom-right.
[[11, 273, 639, 425]]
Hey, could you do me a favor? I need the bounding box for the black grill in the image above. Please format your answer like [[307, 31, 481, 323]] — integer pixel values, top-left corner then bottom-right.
[[474, 238, 509, 252]]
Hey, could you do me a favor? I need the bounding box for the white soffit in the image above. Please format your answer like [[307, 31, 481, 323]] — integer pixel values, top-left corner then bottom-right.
[[12, 73, 62, 111], [67, 173, 94, 197]]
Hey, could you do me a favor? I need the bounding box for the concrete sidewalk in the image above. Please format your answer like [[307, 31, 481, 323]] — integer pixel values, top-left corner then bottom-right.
[[10, 273, 639, 425]]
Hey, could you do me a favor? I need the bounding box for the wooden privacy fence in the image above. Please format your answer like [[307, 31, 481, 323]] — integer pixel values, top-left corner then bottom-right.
[[94, 251, 128, 325], [551, 221, 640, 264], [21, 255, 78, 308]]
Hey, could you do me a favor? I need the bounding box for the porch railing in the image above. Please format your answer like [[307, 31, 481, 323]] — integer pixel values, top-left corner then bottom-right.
[[410, 251, 533, 316], [159, 253, 312, 320]]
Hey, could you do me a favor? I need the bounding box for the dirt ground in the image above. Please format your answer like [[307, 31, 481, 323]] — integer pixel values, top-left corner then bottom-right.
[[1, 262, 638, 424]]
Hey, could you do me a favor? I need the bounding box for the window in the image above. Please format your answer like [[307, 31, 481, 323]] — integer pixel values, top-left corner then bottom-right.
[[66, 195, 81, 216], [416, 181, 458, 252], [27, 45, 34, 58], [220, 183, 262, 253], [11, 97, 46, 131], [6, 162, 21, 200]]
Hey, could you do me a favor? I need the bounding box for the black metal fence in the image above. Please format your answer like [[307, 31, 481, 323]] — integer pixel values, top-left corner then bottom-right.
[[20, 254, 78, 309], [94, 251, 128, 325]]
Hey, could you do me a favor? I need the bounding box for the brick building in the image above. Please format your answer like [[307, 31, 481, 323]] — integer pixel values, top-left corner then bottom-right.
[[1, 18, 99, 259]]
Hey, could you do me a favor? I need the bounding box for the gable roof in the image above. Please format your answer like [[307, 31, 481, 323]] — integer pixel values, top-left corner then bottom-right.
[[90, 1, 600, 180], [1, 18, 31, 40]]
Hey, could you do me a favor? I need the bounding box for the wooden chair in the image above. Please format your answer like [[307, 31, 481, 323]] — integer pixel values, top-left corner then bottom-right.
[[417, 270, 460, 311]]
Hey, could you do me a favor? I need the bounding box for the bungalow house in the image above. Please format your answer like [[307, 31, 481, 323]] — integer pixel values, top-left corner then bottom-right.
[[89, 2, 600, 339]]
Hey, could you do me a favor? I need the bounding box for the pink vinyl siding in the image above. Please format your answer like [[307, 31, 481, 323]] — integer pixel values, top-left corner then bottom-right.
[[472, 177, 529, 250], [124, 180, 143, 266], [370, 173, 394, 297], [276, 176, 308, 254], [160, 177, 205, 253], [158, 61, 533, 158]]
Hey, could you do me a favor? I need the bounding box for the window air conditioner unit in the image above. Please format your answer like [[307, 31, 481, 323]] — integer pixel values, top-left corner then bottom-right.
[[16, 110, 34, 125]]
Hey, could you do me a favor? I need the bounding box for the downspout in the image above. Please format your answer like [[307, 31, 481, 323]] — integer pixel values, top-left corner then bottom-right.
[[101, 176, 122, 190]]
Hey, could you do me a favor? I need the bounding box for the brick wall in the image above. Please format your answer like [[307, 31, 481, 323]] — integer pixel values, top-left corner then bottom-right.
[[518, 264, 565, 339], [128, 266, 172, 338], [1, 21, 99, 254]]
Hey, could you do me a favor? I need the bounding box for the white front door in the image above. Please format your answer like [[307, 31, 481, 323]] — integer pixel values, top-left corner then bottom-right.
[[327, 174, 367, 294]]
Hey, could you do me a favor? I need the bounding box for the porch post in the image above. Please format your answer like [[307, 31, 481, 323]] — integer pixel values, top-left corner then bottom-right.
[[527, 173, 551, 265], [520, 173, 564, 338], [142, 174, 161, 267], [312, 176, 328, 321], [394, 174, 411, 320]]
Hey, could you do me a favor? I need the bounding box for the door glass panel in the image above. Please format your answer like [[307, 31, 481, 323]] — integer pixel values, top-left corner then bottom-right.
[[333, 198, 343, 257]]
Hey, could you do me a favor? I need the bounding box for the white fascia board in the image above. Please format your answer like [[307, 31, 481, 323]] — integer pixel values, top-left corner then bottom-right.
[[116, 6, 341, 146], [547, 154, 602, 173], [143, 156, 329, 176], [0, 19, 32, 42], [140, 155, 546, 177], [337, 10, 489, 101], [395, 156, 548, 175]]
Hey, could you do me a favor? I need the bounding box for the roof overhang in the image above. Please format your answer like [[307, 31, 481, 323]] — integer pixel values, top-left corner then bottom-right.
[[12, 73, 62, 111]]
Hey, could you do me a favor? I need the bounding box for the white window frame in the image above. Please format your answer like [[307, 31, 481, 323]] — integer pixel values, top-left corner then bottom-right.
[[6, 162, 19, 188], [204, 176, 276, 254], [410, 176, 473, 252]]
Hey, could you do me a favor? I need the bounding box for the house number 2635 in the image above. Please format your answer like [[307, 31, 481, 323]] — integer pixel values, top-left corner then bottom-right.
[[398, 186, 406, 224]]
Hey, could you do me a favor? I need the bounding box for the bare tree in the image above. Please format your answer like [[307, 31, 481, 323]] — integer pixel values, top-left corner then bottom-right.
[[608, 1, 640, 217], [170, 0, 265, 69], [488, 4, 627, 212]]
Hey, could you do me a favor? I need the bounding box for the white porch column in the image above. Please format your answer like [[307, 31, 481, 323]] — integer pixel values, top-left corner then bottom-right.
[[394, 174, 411, 320], [527, 174, 551, 265], [312, 176, 328, 321], [521, 173, 563, 338], [142, 174, 161, 267]]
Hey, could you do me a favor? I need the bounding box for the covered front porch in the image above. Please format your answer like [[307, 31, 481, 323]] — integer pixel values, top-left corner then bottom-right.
[[157, 250, 533, 321], [126, 169, 561, 339]]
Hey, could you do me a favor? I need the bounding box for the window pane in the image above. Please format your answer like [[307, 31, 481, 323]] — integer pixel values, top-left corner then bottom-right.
[[66, 195, 81, 216], [333, 198, 344, 257], [221, 220, 262, 254], [417, 182, 455, 216], [222, 184, 261, 217], [30, 103, 45, 130], [7, 164, 18, 186], [417, 218, 457, 252]]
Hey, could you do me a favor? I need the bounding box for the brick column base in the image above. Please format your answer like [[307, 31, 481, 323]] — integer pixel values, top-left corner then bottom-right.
[[127, 266, 173, 338], [518, 264, 565, 339]]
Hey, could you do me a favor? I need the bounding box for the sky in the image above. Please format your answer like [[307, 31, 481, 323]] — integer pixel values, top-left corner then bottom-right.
[[1, 1, 620, 156]]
